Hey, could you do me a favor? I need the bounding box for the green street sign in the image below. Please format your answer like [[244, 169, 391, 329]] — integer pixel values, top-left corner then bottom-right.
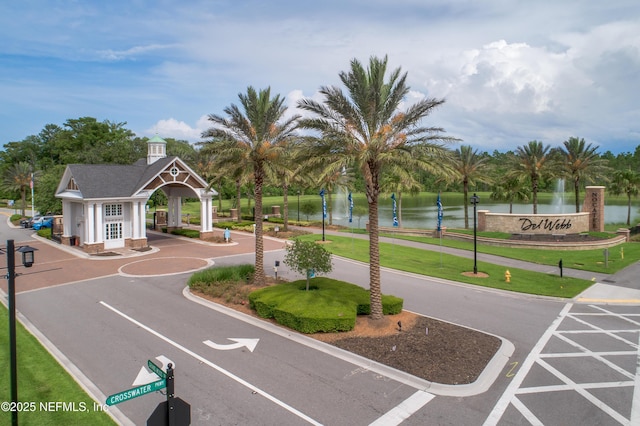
[[106, 379, 166, 406], [148, 359, 167, 379]]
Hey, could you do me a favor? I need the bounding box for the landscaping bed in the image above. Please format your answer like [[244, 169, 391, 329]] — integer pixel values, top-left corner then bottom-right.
[[190, 270, 501, 385]]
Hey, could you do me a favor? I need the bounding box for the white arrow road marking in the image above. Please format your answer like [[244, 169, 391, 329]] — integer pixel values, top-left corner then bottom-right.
[[203, 338, 259, 352], [99, 301, 321, 425], [132, 355, 175, 386]]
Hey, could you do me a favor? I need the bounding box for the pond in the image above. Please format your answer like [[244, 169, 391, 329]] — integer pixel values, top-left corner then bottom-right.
[[297, 193, 640, 230]]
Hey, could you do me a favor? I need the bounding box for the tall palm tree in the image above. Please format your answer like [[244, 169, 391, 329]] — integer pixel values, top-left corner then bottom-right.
[[297, 55, 453, 321], [265, 137, 302, 231], [510, 141, 557, 214], [447, 145, 493, 228], [202, 87, 299, 286], [1, 162, 34, 216], [560, 137, 611, 213], [489, 152, 529, 213], [609, 169, 640, 226]]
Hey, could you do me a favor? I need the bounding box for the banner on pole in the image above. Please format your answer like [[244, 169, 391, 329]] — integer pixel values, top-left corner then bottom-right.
[[348, 192, 353, 223], [391, 193, 398, 227], [319, 189, 327, 218], [437, 193, 443, 231]]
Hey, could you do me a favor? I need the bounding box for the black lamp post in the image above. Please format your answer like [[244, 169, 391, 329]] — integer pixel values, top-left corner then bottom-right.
[[470, 193, 479, 275], [297, 191, 300, 222], [2, 239, 36, 426]]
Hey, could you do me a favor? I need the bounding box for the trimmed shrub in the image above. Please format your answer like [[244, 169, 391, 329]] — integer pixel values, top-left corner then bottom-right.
[[248, 277, 404, 333], [171, 228, 200, 238]]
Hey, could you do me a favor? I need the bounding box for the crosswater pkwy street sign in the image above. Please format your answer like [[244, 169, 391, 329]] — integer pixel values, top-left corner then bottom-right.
[[106, 379, 166, 406]]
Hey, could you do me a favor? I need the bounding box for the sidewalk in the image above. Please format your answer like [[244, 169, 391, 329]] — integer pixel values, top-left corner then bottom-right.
[[304, 226, 640, 305]]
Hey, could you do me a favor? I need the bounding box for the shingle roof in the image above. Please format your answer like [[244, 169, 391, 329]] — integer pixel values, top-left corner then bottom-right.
[[66, 157, 177, 198]]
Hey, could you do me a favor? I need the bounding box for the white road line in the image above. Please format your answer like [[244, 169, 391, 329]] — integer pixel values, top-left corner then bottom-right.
[[510, 397, 544, 426], [99, 301, 322, 426], [483, 303, 573, 426], [369, 390, 434, 426], [534, 358, 628, 424], [551, 333, 636, 379], [630, 332, 640, 425]]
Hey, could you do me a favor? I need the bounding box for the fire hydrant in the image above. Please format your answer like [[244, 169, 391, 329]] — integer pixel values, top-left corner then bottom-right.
[[505, 270, 511, 283]]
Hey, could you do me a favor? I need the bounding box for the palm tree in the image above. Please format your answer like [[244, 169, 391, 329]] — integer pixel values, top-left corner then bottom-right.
[[202, 87, 299, 286], [609, 169, 640, 226], [265, 137, 302, 231], [447, 145, 493, 228], [559, 137, 611, 213], [1, 162, 34, 216], [490, 178, 530, 213], [297, 55, 453, 321], [510, 141, 557, 214]]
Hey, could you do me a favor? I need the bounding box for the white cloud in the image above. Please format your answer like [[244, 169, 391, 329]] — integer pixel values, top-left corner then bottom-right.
[[146, 116, 208, 141]]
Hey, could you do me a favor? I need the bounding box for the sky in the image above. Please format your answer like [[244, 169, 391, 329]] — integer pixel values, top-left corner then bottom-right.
[[1, 0, 639, 155]]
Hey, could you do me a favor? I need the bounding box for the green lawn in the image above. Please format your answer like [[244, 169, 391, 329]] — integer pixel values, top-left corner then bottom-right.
[[0, 305, 116, 425], [381, 233, 638, 274], [296, 234, 594, 298]]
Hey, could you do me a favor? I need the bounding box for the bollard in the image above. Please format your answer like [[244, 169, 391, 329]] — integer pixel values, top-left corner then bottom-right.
[[559, 259, 563, 278]]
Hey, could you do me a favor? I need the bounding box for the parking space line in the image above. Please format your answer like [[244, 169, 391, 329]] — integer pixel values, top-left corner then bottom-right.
[[369, 390, 434, 426], [483, 303, 572, 426], [630, 332, 640, 425], [99, 301, 322, 426]]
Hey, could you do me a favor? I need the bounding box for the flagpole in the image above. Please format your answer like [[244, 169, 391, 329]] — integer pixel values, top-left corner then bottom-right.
[[437, 192, 443, 268], [30, 173, 35, 218]]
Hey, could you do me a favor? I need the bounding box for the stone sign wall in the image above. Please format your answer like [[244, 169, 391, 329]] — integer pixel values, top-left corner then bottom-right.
[[478, 211, 590, 234], [583, 186, 605, 232]]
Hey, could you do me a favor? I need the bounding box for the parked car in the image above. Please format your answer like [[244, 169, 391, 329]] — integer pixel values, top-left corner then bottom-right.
[[20, 215, 42, 228], [32, 216, 53, 231]]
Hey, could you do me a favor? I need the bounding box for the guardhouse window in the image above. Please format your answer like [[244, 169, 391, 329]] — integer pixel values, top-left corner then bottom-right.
[[104, 204, 123, 217]]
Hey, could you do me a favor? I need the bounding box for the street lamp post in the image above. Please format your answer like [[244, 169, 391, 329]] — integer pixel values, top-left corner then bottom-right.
[[2, 239, 36, 426], [297, 191, 300, 222], [470, 193, 479, 275]]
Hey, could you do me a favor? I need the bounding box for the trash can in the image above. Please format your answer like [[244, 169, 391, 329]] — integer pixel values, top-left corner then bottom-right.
[[69, 236, 77, 246]]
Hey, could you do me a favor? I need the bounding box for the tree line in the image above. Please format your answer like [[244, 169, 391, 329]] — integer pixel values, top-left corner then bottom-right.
[[2, 55, 639, 321]]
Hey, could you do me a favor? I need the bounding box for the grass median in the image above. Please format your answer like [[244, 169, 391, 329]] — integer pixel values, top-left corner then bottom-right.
[[380, 233, 638, 274], [296, 234, 594, 298], [0, 304, 116, 425]]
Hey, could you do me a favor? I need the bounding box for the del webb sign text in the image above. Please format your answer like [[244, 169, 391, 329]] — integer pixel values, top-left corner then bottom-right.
[[478, 211, 590, 235]]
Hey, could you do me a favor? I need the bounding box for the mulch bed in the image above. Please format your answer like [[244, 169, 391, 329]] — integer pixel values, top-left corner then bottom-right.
[[324, 316, 501, 385]]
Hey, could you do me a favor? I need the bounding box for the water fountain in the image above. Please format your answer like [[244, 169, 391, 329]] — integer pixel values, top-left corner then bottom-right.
[[552, 178, 566, 213]]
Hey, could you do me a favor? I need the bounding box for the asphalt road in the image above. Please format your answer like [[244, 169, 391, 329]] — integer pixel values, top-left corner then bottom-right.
[[2, 212, 639, 425]]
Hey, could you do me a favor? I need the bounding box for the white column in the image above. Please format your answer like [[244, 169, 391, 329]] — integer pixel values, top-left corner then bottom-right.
[[62, 200, 72, 237], [200, 196, 212, 232], [86, 203, 95, 243], [140, 202, 147, 239], [95, 203, 104, 243], [132, 201, 140, 239]]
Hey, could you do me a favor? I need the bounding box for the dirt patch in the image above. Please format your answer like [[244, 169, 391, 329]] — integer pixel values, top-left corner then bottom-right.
[[461, 271, 489, 278], [193, 280, 501, 385]]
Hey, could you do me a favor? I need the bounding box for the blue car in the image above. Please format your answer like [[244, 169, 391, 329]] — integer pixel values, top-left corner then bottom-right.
[[32, 216, 53, 230]]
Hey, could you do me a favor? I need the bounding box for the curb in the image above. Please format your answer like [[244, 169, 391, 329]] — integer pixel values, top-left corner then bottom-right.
[[183, 287, 514, 397]]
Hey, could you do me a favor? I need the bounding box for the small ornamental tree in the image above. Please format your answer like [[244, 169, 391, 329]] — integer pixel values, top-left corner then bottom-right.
[[300, 200, 318, 221], [284, 240, 333, 290]]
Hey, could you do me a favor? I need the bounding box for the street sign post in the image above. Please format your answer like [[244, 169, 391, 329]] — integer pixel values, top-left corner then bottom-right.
[[146, 363, 191, 426], [106, 379, 166, 406]]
